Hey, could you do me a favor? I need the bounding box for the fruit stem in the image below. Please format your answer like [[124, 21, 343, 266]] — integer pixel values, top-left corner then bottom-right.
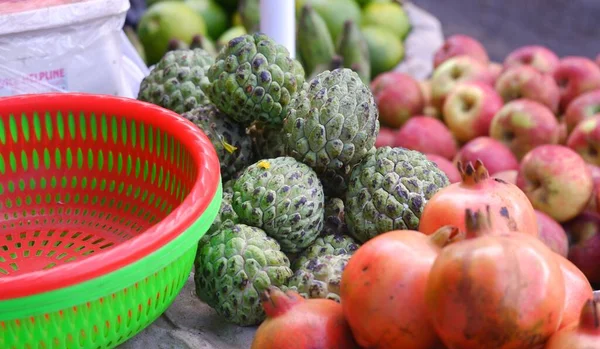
[[578, 298, 600, 334], [465, 206, 493, 237], [261, 286, 303, 318], [430, 225, 465, 248], [457, 160, 490, 185]]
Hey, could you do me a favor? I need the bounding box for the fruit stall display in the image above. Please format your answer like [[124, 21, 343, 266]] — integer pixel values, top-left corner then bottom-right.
[[133, 20, 600, 347], [127, 0, 414, 84]]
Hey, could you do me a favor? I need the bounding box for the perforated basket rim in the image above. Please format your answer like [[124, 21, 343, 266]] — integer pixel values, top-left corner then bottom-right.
[[0, 93, 221, 300]]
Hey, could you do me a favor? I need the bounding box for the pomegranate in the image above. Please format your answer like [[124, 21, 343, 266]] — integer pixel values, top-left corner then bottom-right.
[[563, 212, 600, 284], [425, 208, 566, 349], [545, 296, 600, 349], [556, 255, 594, 330], [419, 160, 539, 238], [250, 286, 359, 349], [535, 210, 569, 257], [340, 226, 464, 349]]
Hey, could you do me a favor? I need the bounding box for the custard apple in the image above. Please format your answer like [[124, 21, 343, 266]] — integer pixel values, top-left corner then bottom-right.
[[286, 254, 351, 302], [194, 224, 293, 326], [203, 33, 306, 126], [321, 197, 349, 236], [249, 124, 288, 159], [346, 146, 450, 243], [207, 184, 237, 235], [283, 68, 380, 197], [231, 156, 325, 253], [292, 231, 359, 270], [138, 48, 214, 113], [182, 104, 254, 181]]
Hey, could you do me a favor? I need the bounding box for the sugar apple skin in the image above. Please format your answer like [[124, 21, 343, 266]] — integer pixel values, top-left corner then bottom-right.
[[138, 48, 214, 114], [283, 68, 380, 197], [207, 183, 237, 235], [194, 224, 293, 326], [248, 123, 288, 160], [286, 254, 351, 303], [321, 197, 349, 236], [204, 33, 306, 126], [292, 232, 359, 270], [182, 104, 254, 181], [231, 156, 325, 253], [346, 146, 450, 243]]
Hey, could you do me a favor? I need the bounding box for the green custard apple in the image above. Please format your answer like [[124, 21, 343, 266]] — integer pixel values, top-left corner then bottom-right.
[[194, 223, 293, 326], [206, 182, 237, 235], [204, 33, 306, 127], [286, 253, 351, 302], [138, 48, 214, 114], [182, 104, 254, 181], [283, 68, 380, 197], [248, 124, 288, 160], [346, 146, 450, 243], [231, 156, 325, 253]]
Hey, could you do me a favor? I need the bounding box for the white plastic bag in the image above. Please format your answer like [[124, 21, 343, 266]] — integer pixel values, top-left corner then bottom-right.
[[0, 0, 147, 98]]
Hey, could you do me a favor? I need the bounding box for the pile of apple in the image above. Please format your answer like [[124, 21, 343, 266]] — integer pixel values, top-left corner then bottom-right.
[[373, 35, 600, 289]]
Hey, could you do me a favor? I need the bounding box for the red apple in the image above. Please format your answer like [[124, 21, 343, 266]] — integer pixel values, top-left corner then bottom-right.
[[489, 62, 503, 84], [516, 144, 593, 222], [553, 56, 600, 112], [433, 34, 489, 68], [494, 65, 560, 113], [586, 164, 600, 214], [535, 209, 569, 257], [394, 116, 458, 160], [453, 136, 519, 175], [564, 89, 600, 133], [371, 72, 425, 128], [563, 211, 600, 284], [489, 99, 560, 160], [430, 55, 494, 109], [566, 114, 600, 166], [375, 127, 397, 148], [503, 45, 560, 75], [493, 170, 518, 185], [558, 119, 569, 145], [442, 81, 503, 143], [425, 153, 461, 183]]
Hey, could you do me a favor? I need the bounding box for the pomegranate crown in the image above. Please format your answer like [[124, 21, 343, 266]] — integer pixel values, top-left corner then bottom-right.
[[579, 295, 600, 332], [456, 160, 490, 185], [464, 205, 493, 236]]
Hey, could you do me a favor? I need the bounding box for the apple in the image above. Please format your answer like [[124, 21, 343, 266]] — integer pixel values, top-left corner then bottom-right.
[[566, 115, 600, 166], [419, 80, 432, 106], [503, 45, 560, 75], [558, 119, 569, 145], [516, 144, 593, 222], [494, 65, 560, 113], [433, 34, 489, 68], [535, 210, 569, 257], [453, 136, 519, 175], [586, 164, 600, 214], [562, 211, 600, 284], [371, 72, 425, 128], [425, 153, 461, 183], [493, 170, 518, 185], [430, 55, 494, 109], [375, 127, 397, 148], [442, 81, 503, 143], [553, 56, 600, 112], [564, 89, 600, 133], [489, 99, 560, 160], [394, 116, 458, 160], [488, 62, 503, 84]]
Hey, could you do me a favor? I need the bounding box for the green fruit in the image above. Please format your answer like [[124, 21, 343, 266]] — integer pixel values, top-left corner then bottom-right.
[[286, 254, 351, 302], [216, 25, 247, 49], [184, 0, 230, 41], [206, 184, 237, 235], [194, 224, 292, 326], [361, 25, 404, 78], [137, 48, 214, 114], [189, 34, 218, 57], [362, 2, 411, 40], [205, 33, 305, 127], [239, 0, 260, 33], [345, 146, 450, 243], [231, 157, 325, 253], [336, 19, 371, 84], [297, 4, 336, 76], [232, 11, 243, 26], [220, 0, 239, 13], [355, 0, 390, 7], [181, 104, 254, 181], [249, 124, 288, 160], [296, 0, 362, 43], [283, 68, 380, 197], [137, 1, 207, 66], [291, 232, 359, 270], [321, 197, 350, 236]]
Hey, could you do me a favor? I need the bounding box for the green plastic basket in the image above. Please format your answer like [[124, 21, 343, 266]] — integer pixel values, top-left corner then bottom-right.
[[0, 93, 222, 349]]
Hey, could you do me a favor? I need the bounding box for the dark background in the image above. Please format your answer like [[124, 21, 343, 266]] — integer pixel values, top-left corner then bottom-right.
[[413, 0, 600, 62]]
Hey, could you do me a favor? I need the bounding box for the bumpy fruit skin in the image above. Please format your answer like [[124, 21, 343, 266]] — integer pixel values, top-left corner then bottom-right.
[[206, 184, 237, 235], [204, 33, 306, 126], [138, 48, 214, 114], [284, 68, 380, 197], [182, 104, 254, 181], [321, 197, 349, 236], [194, 224, 293, 326], [346, 146, 450, 243], [231, 157, 325, 253], [286, 254, 351, 302], [292, 232, 359, 270], [249, 124, 288, 159]]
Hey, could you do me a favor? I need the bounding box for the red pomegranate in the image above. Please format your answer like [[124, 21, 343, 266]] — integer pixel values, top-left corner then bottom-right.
[[545, 295, 600, 348], [556, 256, 594, 330]]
